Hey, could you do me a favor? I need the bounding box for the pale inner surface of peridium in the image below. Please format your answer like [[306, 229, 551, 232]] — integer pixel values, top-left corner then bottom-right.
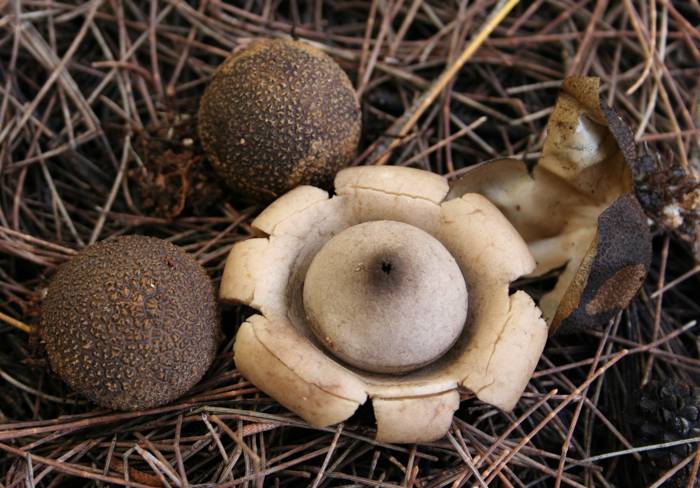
[[302, 220, 468, 374]]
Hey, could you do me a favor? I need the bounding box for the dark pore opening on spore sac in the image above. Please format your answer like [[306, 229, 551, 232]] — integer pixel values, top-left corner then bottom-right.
[[367, 252, 404, 292]]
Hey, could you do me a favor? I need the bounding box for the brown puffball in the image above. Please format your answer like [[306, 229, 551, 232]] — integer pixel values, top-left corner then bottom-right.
[[41, 236, 219, 410], [198, 38, 361, 202]]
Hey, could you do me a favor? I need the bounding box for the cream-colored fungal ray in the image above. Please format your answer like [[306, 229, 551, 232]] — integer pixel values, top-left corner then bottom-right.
[[459, 291, 547, 411], [234, 318, 364, 427], [335, 166, 449, 204], [362, 374, 459, 400], [373, 390, 460, 443], [341, 188, 444, 234], [243, 315, 366, 402], [252, 185, 330, 236], [219, 233, 300, 319], [220, 238, 268, 304], [336, 165, 446, 233], [438, 194, 535, 283], [447, 158, 598, 244], [528, 227, 597, 277], [224, 186, 354, 318], [534, 228, 597, 323]]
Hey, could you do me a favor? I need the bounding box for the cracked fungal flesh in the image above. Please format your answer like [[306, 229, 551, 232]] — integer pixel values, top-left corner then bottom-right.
[[449, 76, 652, 334], [221, 165, 548, 443]]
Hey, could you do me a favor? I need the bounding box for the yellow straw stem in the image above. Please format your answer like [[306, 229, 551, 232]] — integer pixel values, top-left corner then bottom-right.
[[0, 311, 34, 335], [369, 0, 521, 164]]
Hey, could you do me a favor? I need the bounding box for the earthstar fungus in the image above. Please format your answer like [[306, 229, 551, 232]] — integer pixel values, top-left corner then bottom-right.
[[221, 165, 548, 443], [449, 77, 652, 334], [222, 77, 651, 441]]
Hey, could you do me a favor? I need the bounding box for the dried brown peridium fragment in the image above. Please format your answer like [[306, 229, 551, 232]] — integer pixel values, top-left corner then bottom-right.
[[632, 151, 700, 259], [221, 166, 548, 443], [449, 76, 652, 334]]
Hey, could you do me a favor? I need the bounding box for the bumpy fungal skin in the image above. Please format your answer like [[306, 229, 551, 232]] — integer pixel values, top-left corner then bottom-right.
[[599, 96, 638, 169], [553, 194, 651, 333], [41, 235, 219, 410], [198, 38, 361, 202]]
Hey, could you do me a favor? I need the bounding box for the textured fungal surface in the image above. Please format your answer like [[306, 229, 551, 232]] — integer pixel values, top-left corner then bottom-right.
[[198, 38, 361, 202], [221, 165, 548, 443], [448, 77, 651, 334], [553, 194, 650, 332], [41, 235, 219, 410], [2, 3, 699, 485], [303, 220, 468, 374]]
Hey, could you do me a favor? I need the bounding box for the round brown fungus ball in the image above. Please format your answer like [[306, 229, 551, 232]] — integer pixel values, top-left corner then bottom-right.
[[198, 38, 361, 202], [41, 235, 219, 410]]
